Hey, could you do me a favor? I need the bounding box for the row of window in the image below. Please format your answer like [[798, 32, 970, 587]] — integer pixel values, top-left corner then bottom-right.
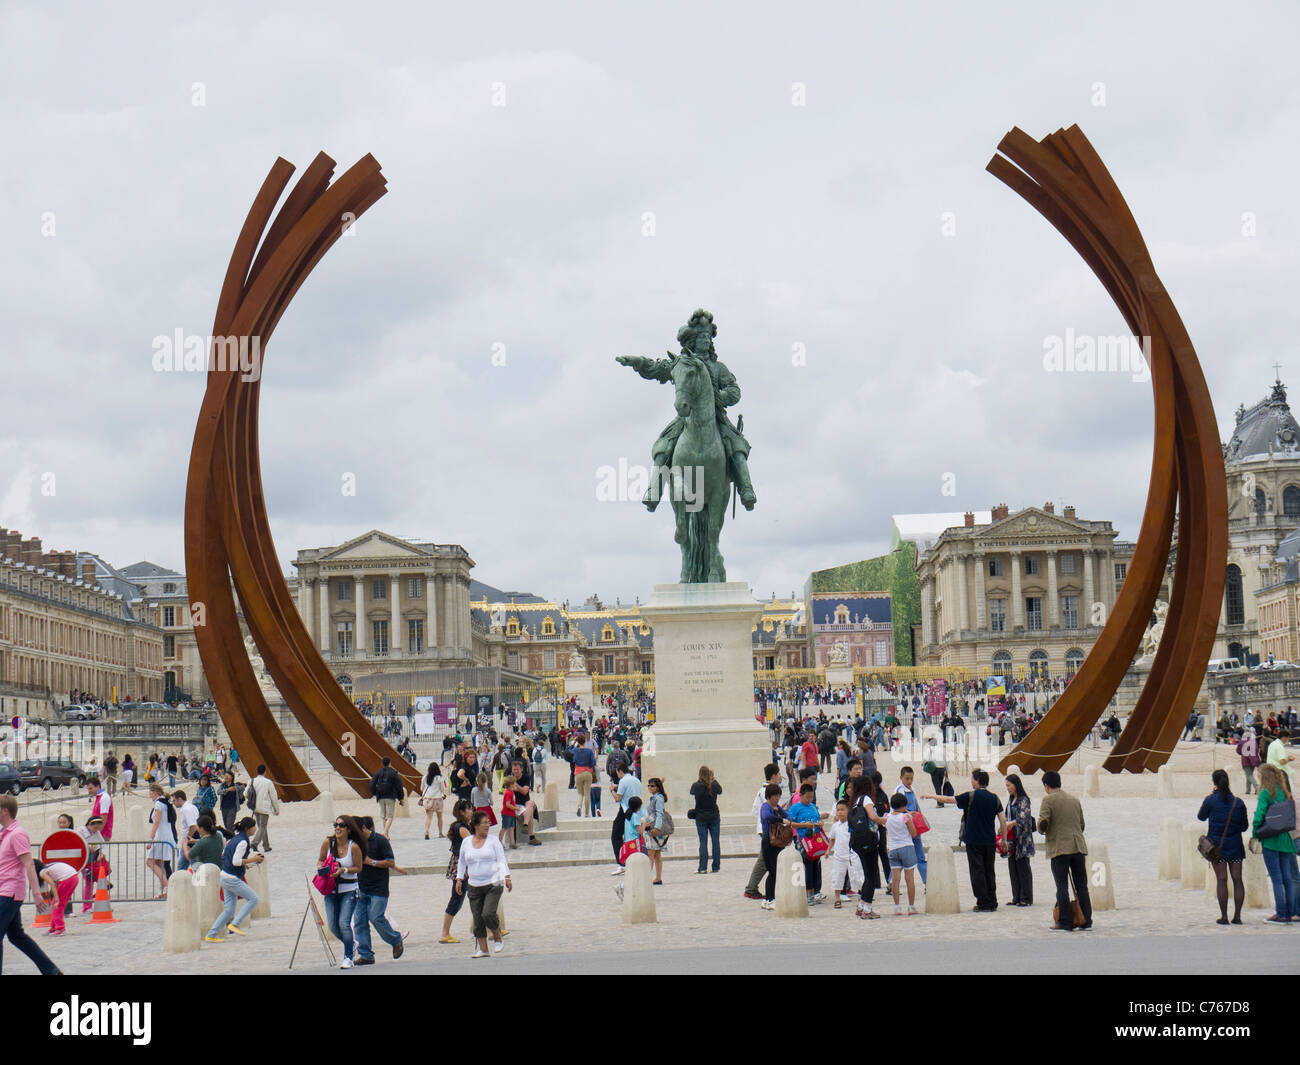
[[990, 648, 1086, 675], [334, 578, 426, 602], [2, 571, 114, 615], [1253, 485, 1300, 517], [976, 595, 1083, 632], [983, 555, 1128, 581], [333, 619, 427, 657]]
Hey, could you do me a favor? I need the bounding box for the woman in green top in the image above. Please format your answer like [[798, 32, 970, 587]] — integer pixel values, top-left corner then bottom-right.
[[1252, 764, 1298, 923], [184, 814, 225, 869]]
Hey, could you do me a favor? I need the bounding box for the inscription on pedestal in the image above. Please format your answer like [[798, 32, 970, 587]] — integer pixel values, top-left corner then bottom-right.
[[681, 640, 726, 696]]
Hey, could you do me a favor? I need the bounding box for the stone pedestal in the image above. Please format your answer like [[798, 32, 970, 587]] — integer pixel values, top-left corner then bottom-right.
[[543, 781, 559, 812], [923, 843, 960, 914], [320, 793, 335, 827], [621, 853, 657, 924], [1158, 817, 1182, 880], [245, 862, 271, 919], [825, 664, 855, 690], [163, 873, 200, 952], [1088, 840, 1116, 910], [775, 846, 808, 918], [1180, 824, 1204, 889], [191, 863, 223, 933], [564, 670, 594, 712], [638, 583, 769, 818], [1244, 846, 1272, 908], [127, 804, 147, 840], [1084, 765, 1100, 797], [1158, 765, 1175, 799]]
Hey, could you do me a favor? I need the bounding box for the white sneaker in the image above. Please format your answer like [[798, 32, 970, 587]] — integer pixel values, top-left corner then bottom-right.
[[471, 949, 489, 959], [339, 957, 353, 969], [761, 900, 774, 910], [493, 940, 504, 953], [611, 867, 624, 876], [893, 904, 903, 916]]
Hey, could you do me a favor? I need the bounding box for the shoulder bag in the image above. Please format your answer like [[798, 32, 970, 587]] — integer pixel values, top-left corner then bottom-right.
[[1257, 796, 1297, 839], [1198, 797, 1239, 861]]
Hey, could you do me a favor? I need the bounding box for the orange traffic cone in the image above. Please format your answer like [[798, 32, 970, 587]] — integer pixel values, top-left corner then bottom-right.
[[32, 892, 51, 928], [85, 863, 121, 925]]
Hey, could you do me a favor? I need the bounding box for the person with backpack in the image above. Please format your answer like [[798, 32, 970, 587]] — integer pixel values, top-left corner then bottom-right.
[[745, 764, 784, 899], [1252, 763, 1298, 924], [369, 756, 406, 836], [145, 783, 176, 899], [203, 817, 264, 943], [758, 784, 792, 910], [846, 775, 889, 918], [246, 764, 280, 852], [826, 799, 864, 909], [643, 777, 672, 885]]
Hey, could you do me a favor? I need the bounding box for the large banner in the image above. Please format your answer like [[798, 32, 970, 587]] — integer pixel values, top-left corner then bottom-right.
[[412, 712, 437, 735], [433, 702, 456, 725]]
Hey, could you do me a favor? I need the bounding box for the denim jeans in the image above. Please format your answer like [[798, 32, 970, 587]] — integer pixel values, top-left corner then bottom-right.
[[352, 891, 401, 960], [1262, 848, 1300, 918], [323, 890, 359, 959], [206, 873, 259, 938], [0, 894, 59, 975], [696, 817, 721, 871], [912, 835, 927, 884]]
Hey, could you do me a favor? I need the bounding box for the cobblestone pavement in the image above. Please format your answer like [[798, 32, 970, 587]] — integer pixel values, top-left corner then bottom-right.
[[12, 744, 1293, 975]]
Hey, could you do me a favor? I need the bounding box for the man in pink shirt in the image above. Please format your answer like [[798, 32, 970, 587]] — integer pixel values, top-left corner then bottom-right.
[[0, 795, 60, 974]]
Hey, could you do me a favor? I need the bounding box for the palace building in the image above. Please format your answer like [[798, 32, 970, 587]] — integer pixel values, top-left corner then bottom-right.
[[914, 503, 1135, 678]]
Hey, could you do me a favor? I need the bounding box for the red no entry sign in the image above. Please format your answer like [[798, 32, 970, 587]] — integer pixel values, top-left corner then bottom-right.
[[41, 830, 87, 874]]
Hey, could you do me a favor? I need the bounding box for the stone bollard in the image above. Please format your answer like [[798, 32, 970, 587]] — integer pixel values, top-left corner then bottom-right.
[[543, 781, 559, 812], [127, 804, 148, 840], [621, 852, 656, 924], [1084, 765, 1100, 798], [1158, 765, 1175, 799], [774, 846, 809, 918], [923, 843, 961, 914], [1181, 824, 1205, 889], [321, 792, 335, 827], [163, 872, 200, 953], [1158, 818, 1182, 880], [1244, 846, 1272, 909], [245, 861, 271, 919], [191, 863, 223, 935], [1088, 840, 1116, 910]]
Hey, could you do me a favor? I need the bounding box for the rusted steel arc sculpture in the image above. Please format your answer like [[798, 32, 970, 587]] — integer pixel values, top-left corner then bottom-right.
[[989, 126, 1228, 774], [184, 152, 423, 799]]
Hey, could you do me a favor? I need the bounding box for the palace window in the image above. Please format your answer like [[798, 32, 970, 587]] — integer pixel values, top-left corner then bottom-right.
[[1060, 553, 1076, 574], [541, 616, 556, 636], [988, 557, 1004, 578], [1225, 565, 1244, 626], [1065, 647, 1085, 673], [1029, 649, 1049, 678], [1114, 563, 1127, 583], [372, 579, 387, 600], [1286, 485, 1300, 518], [642, 661, 652, 674], [989, 598, 1006, 633], [991, 650, 1013, 675], [601, 625, 615, 642], [407, 577, 423, 598], [163, 636, 175, 658], [875, 639, 889, 665], [337, 580, 353, 602], [1025, 597, 1043, 631], [1024, 555, 1040, 576], [163, 583, 176, 594], [337, 621, 353, 658], [506, 618, 519, 636], [604, 654, 615, 673], [162, 606, 175, 627], [507, 651, 519, 670], [372, 620, 389, 657], [1256, 488, 1268, 516], [835, 604, 849, 624], [408, 618, 424, 654], [1061, 595, 1079, 628], [544, 649, 556, 671]]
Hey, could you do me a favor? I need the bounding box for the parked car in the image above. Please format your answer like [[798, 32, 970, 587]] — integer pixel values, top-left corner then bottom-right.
[[17, 758, 86, 791], [58, 704, 102, 722], [0, 762, 21, 795], [130, 701, 170, 711], [1206, 658, 1242, 675]]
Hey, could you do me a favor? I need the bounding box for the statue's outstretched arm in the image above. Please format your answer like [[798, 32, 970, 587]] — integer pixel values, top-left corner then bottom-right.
[[615, 354, 674, 382]]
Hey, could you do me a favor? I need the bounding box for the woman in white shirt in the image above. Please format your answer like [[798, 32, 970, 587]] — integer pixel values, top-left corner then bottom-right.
[[422, 763, 448, 840], [455, 811, 513, 958], [146, 783, 176, 899]]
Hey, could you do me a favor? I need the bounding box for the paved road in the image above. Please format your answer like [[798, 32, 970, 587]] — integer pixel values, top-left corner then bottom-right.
[[283, 932, 1299, 976]]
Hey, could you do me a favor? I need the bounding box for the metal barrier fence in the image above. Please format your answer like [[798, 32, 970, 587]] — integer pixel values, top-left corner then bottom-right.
[[92, 840, 176, 902]]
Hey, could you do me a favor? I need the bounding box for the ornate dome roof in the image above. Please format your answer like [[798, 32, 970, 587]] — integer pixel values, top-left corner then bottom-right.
[[1225, 378, 1300, 462]]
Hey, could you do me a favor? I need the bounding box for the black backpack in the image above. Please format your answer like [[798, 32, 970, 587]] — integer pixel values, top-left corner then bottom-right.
[[848, 801, 878, 853]]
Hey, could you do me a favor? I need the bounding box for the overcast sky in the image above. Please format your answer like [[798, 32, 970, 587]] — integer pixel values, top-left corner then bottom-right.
[[2, 1, 1298, 606]]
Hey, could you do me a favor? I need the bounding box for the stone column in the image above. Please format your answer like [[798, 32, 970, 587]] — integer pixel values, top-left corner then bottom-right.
[[459, 577, 470, 652], [1010, 551, 1024, 629], [439, 574, 451, 649], [389, 572, 401, 659], [318, 577, 331, 654], [423, 570, 436, 651], [1083, 551, 1096, 627], [973, 551, 987, 631], [921, 578, 935, 648], [957, 554, 970, 635], [354, 572, 367, 655], [1047, 549, 1060, 628]]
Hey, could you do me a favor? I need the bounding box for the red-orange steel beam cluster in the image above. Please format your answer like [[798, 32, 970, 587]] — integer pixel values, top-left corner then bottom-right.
[[989, 126, 1228, 774], [184, 152, 422, 800]]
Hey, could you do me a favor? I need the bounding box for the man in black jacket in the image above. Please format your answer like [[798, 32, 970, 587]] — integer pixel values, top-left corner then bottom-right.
[[369, 757, 405, 835]]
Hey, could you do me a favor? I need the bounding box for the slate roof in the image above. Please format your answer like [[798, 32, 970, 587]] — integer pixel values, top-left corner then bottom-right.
[[811, 594, 892, 626], [1226, 379, 1300, 462]]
